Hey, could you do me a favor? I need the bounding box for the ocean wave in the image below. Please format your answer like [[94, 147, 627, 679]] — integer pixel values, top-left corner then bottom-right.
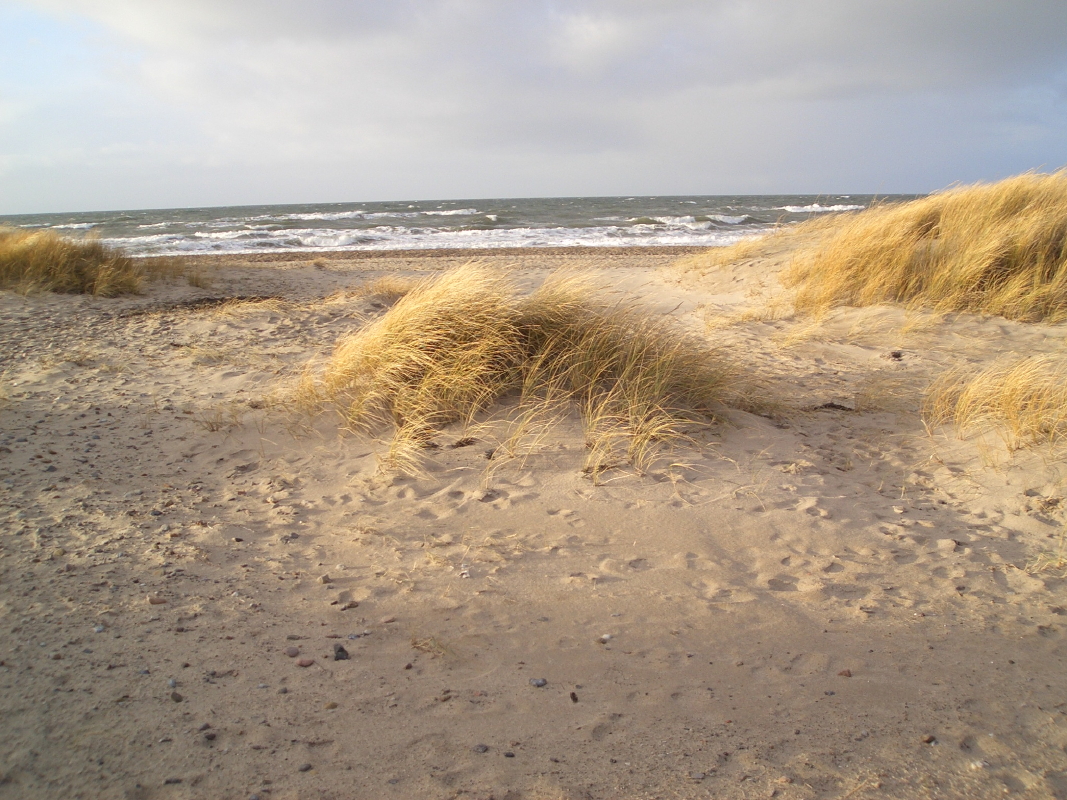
[[423, 208, 479, 216], [52, 222, 97, 230], [267, 210, 369, 222], [778, 203, 865, 213], [106, 222, 759, 256]]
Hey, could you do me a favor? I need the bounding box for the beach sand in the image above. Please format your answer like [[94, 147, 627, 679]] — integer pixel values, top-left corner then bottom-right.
[[2, 246, 1067, 799]]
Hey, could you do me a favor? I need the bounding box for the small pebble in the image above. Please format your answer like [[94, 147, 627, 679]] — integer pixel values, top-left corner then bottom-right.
[[257, 683, 268, 689], [570, 692, 579, 703], [379, 616, 397, 625], [922, 734, 937, 744], [504, 751, 515, 758], [324, 701, 338, 710], [285, 647, 300, 658], [199, 723, 211, 731], [529, 678, 547, 688], [298, 763, 312, 772], [204, 732, 216, 741], [473, 744, 489, 753], [170, 691, 183, 703], [147, 594, 167, 605], [333, 644, 349, 661], [94, 625, 106, 633], [838, 669, 852, 678], [278, 687, 288, 694], [599, 634, 612, 643], [163, 777, 181, 785], [168, 678, 177, 688], [319, 574, 332, 584], [297, 658, 314, 668]]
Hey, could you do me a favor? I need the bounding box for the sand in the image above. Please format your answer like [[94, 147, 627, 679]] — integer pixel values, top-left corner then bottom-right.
[[2, 246, 1066, 800]]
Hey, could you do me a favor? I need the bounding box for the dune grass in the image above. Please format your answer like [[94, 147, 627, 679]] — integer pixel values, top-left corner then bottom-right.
[[0, 226, 143, 295], [0, 227, 208, 295], [296, 263, 753, 476], [784, 171, 1067, 322], [352, 275, 417, 303], [923, 355, 1067, 450]]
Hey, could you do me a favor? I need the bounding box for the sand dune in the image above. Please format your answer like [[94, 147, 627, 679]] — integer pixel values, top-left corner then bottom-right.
[[2, 247, 1067, 799]]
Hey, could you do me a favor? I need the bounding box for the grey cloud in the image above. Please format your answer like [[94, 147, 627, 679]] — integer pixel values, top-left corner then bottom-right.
[[4, 0, 1067, 211]]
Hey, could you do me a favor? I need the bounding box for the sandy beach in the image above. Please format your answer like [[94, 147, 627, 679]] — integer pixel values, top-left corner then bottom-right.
[[2, 245, 1067, 800]]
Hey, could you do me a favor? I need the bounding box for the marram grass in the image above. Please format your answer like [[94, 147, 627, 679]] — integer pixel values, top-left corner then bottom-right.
[[0, 227, 142, 296], [923, 355, 1067, 450], [784, 171, 1067, 322], [677, 171, 1067, 323], [296, 263, 756, 476]]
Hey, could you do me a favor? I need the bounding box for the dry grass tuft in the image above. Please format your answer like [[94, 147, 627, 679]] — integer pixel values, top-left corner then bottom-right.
[[296, 263, 755, 476], [673, 235, 774, 274], [673, 214, 844, 276], [1028, 525, 1067, 576], [353, 275, 417, 304], [0, 227, 142, 295], [923, 355, 1067, 450], [785, 171, 1067, 321]]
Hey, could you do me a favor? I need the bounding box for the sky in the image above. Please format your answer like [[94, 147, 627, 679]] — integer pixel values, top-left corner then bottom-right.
[[2, 0, 1066, 214]]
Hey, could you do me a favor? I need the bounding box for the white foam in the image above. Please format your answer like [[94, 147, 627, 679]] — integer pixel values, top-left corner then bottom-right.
[[778, 203, 864, 213], [423, 208, 478, 216], [109, 222, 756, 257], [52, 222, 97, 230]]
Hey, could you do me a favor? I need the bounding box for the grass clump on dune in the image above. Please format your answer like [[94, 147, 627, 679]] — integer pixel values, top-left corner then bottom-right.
[[785, 171, 1067, 321], [923, 355, 1067, 450], [297, 263, 750, 476], [0, 227, 142, 296]]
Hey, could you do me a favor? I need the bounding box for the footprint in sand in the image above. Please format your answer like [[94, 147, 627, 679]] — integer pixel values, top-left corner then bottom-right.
[[796, 497, 832, 518], [767, 574, 799, 591], [547, 508, 584, 527]]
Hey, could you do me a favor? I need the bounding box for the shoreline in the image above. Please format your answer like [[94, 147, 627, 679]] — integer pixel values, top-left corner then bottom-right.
[[139, 243, 715, 265]]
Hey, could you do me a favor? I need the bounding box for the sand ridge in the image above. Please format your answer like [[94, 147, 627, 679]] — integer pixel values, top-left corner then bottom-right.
[[1, 249, 1067, 799]]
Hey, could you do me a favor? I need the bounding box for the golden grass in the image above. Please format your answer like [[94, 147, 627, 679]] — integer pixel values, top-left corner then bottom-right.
[[785, 171, 1067, 321], [0, 227, 141, 295], [0, 228, 208, 295], [296, 263, 755, 476], [923, 355, 1067, 449], [673, 214, 844, 277], [353, 275, 417, 303]]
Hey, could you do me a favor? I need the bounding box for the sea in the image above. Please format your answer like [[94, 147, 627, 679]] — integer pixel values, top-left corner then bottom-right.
[[0, 195, 913, 257]]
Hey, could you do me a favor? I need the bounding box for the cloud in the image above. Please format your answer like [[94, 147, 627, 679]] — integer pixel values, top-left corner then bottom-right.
[[3, 0, 1067, 211]]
